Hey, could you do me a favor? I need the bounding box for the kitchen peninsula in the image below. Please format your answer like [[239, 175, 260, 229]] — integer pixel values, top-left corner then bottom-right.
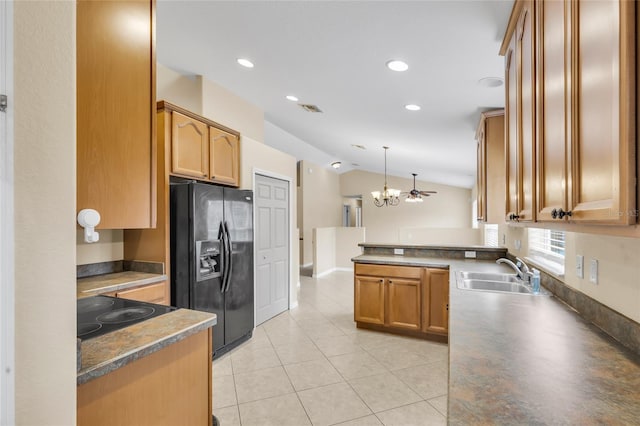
[[353, 243, 640, 423], [76, 266, 217, 426]]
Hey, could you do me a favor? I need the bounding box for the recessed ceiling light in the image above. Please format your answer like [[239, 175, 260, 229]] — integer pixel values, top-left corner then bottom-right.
[[331, 161, 342, 169], [351, 144, 366, 150], [286, 95, 299, 102], [405, 104, 421, 111], [386, 60, 409, 72], [237, 58, 254, 68], [478, 77, 504, 88]]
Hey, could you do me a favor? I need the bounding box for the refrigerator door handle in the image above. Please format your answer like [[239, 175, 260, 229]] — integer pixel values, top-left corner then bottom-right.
[[218, 222, 227, 292], [223, 221, 233, 293]]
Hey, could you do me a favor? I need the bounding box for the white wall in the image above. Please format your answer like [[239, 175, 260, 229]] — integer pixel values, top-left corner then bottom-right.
[[313, 227, 366, 276], [501, 225, 640, 323], [299, 160, 343, 265], [398, 228, 481, 245], [76, 230, 123, 265], [14, 1, 76, 423], [340, 170, 474, 243], [201, 78, 264, 144], [156, 64, 203, 114]]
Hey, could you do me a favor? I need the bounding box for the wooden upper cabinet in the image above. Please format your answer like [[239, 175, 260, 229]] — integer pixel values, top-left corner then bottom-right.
[[536, 0, 570, 222], [505, 36, 519, 222], [386, 278, 421, 331], [209, 127, 240, 186], [476, 129, 486, 222], [171, 111, 208, 179], [569, 0, 636, 224], [422, 268, 449, 336], [77, 0, 156, 229], [160, 102, 241, 187], [476, 110, 505, 224], [516, 1, 536, 222]]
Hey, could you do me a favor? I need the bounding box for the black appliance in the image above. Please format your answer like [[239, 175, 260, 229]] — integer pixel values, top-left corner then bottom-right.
[[77, 295, 176, 340], [170, 181, 254, 356]]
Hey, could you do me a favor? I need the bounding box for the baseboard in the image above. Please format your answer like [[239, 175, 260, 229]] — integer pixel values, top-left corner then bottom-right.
[[289, 300, 298, 310], [312, 268, 335, 278], [301, 263, 313, 268]]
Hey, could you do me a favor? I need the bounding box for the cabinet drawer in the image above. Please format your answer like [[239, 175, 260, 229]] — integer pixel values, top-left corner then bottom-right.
[[355, 263, 421, 279], [115, 282, 167, 305]]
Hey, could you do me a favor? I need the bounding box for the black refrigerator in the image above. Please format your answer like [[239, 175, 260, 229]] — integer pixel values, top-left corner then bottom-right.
[[170, 181, 254, 356]]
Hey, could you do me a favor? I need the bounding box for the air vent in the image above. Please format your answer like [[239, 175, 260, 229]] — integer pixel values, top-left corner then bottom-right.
[[351, 144, 366, 150], [298, 104, 323, 113]]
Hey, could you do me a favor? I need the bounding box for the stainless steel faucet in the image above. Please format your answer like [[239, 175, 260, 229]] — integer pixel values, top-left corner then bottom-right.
[[496, 257, 533, 282]]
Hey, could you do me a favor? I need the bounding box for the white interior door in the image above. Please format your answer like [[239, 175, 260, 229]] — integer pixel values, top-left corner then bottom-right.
[[255, 174, 290, 325], [0, 1, 15, 423]]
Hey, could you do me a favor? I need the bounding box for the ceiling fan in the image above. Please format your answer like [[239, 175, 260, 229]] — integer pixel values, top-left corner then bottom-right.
[[402, 173, 437, 203]]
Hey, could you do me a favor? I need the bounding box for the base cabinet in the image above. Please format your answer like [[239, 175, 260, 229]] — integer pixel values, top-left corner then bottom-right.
[[354, 276, 385, 325], [354, 263, 448, 341], [77, 329, 212, 426], [423, 268, 449, 336]]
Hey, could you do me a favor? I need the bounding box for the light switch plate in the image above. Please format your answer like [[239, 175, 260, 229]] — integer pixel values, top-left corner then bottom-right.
[[465, 251, 477, 259], [394, 248, 404, 255], [589, 259, 598, 284], [515, 240, 521, 250], [576, 255, 584, 279]]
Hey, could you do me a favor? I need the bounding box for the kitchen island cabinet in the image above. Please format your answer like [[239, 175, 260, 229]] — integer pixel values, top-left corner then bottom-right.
[[77, 309, 216, 426], [353, 262, 448, 342]]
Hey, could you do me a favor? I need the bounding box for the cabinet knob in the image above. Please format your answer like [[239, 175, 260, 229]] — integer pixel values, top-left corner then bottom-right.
[[558, 209, 572, 219], [553, 208, 572, 219], [379, 279, 384, 283], [509, 213, 520, 221], [211, 176, 216, 180]]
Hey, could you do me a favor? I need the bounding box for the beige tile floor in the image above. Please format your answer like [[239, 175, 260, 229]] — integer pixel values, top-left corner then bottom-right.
[[213, 271, 448, 426]]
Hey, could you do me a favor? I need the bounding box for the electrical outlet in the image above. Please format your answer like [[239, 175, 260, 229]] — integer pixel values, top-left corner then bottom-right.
[[589, 259, 598, 284], [394, 248, 404, 255], [576, 255, 584, 279], [465, 251, 477, 259]]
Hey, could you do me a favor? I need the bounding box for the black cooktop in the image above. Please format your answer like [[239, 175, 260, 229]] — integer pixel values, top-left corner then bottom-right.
[[77, 295, 176, 340]]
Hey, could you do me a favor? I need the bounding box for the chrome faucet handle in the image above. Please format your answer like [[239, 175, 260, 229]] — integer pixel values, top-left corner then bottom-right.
[[515, 257, 530, 274]]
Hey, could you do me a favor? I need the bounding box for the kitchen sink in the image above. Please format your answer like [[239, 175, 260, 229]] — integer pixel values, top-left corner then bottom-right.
[[456, 271, 551, 295], [458, 271, 520, 282]]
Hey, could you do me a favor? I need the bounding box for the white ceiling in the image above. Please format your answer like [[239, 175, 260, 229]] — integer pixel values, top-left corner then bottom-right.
[[157, 0, 513, 188]]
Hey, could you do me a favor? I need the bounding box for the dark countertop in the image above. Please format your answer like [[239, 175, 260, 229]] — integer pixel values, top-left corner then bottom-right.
[[352, 255, 640, 423], [352, 254, 450, 269], [77, 309, 216, 385], [77, 271, 167, 298], [357, 243, 506, 252]]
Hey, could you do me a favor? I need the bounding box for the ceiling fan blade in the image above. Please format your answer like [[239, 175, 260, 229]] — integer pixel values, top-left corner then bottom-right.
[[419, 191, 437, 195]]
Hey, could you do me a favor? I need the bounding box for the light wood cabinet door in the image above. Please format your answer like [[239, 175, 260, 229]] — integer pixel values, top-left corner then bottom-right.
[[386, 278, 421, 331], [536, 0, 570, 222], [422, 268, 449, 335], [505, 34, 519, 222], [354, 276, 385, 325], [476, 132, 486, 222], [209, 126, 240, 186], [569, 0, 636, 224], [516, 1, 536, 222], [77, 0, 156, 229], [171, 111, 209, 179], [476, 110, 505, 224], [115, 281, 168, 305]]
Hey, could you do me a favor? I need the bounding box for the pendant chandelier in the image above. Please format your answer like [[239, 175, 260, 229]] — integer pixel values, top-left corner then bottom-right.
[[371, 146, 400, 207]]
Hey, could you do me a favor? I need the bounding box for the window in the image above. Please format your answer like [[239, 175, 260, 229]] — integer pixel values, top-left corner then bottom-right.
[[528, 228, 565, 265], [484, 224, 499, 247]]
